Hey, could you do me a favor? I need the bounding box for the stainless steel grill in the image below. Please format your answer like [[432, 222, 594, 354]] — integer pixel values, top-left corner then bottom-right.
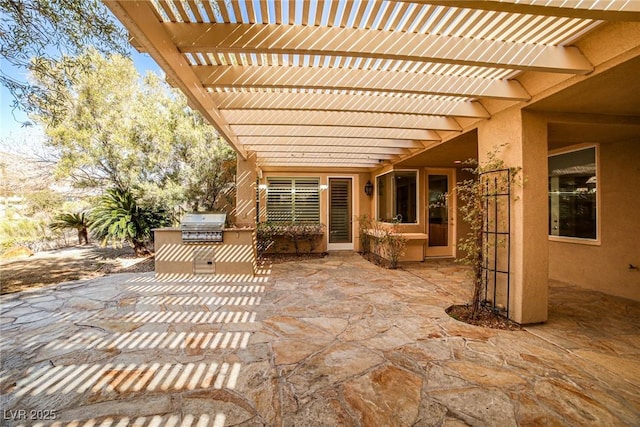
[[180, 212, 226, 243]]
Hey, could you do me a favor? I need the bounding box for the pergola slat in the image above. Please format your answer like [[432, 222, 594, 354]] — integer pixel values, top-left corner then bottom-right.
[[245, 0, 256, 24], [186, 1, 203, 23], [195, 65, 531, 100], [167, 23, 593, 74], [408, 0, 640, 22], [213, 1, 228, 23], [172, 1, 190, 23], [229, 1, 243, 24], [158, 0, 177, 22]]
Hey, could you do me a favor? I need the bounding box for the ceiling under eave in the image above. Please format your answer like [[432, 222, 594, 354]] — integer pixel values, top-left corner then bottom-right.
[[104, 0, 640, 170]]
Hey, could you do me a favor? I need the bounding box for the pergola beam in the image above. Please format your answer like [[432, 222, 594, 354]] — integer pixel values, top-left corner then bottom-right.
[[239, 136, 425, 149], [167, 23, 593, 74], [231, 125, 440, 140], [407, 1, 640, 22], [213, 92, 489, 118], [195, 66, 531, 100], [256, 152, 398, 161], [224, 110, 459, 131], [244, 145, 410, 156], [257, 159, 383, 167], [260, 164, 382, 169]]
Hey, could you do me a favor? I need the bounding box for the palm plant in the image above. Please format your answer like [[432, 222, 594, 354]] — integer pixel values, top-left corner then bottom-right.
[[90, 188, 168, 256], [49, 212, 91, 245]]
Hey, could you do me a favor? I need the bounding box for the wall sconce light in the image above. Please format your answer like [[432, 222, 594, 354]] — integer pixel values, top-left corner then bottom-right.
[[364, 180, 374, 197], [258, 184, 268, 190], [319, 184, 329, 191]]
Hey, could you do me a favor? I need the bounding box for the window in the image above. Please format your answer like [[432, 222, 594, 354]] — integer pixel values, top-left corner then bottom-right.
[[376, 171, 417, 223], [266, 178, 320, 223], [549, 146, 597, 240]]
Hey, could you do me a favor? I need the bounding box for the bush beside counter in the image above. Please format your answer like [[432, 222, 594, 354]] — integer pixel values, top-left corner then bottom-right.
[[153, 227, 256, 276], [363, 228, 428, 262]]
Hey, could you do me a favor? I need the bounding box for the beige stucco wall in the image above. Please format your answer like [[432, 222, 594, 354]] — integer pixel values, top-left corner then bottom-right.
[[455, 168, 474, 259], [235, 153, 258, 227], [549, 139, 640, 301], [356, 172, 373, 252], [478, 108, 549, 324]]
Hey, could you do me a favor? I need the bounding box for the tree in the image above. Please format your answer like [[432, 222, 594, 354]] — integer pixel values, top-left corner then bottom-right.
[[49, 211, 90, 245], [32, 50, 167, 190], [90, 188, 168, 256], [179, 134, 236, 212], [22, 188, 64, 218], [30, 50, 236, 216], [0, 0, 127, 122]]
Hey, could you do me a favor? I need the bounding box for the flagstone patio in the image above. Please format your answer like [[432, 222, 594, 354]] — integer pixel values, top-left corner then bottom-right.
[[1, 252, 639, 426]]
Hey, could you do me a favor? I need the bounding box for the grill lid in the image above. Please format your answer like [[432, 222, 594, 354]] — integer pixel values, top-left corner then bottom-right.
[[180, 212, 226, 230]]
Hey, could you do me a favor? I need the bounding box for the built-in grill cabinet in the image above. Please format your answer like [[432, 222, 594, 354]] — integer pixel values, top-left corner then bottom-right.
[[180, 212, 226, 243], [154, 212, 255, 276]]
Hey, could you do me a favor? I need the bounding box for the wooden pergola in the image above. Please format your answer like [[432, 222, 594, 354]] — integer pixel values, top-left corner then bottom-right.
[[105, 0, 639, 169]]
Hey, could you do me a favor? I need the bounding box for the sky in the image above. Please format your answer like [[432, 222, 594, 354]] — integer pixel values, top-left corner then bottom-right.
[[0, 43, 162, 155]]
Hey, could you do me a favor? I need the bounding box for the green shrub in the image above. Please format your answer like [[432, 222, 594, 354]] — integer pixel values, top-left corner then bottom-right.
[[49, 211, 91, 245], [356, 214, 372, 255], [382, 222, 407, 269], [359, 220, 407, 269], [0, 218, 49, 252], [90, 188, 169, 256]]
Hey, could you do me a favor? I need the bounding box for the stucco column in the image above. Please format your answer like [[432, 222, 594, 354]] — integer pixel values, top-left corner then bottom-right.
[[478, 109, 548, 324], [235, 152, 258, 227]]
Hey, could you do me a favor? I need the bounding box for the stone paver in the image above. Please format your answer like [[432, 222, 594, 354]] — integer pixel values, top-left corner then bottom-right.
[[1, 253, 639, 426]]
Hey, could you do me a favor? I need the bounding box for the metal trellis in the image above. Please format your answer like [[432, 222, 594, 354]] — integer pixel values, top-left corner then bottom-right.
[[480, 169, 512, 319]]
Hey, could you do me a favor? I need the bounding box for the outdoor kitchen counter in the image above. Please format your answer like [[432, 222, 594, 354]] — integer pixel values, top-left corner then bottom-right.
[[153, 227, 256, 276]]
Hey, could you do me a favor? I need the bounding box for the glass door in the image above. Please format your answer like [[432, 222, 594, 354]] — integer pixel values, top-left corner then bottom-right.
[[328, 178, 353, 250], [426, 169, 455, 257]]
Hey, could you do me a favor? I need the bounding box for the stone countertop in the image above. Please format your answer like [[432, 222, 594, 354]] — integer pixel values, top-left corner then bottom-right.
[[153, 227, 255, 231], [364, 228, 428, 239]]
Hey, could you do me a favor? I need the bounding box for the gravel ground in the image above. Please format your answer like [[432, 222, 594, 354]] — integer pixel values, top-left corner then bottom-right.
[[0, 244, 154, 295]]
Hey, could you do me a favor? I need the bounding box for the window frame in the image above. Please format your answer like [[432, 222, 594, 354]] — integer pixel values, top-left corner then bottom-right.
[[265, 177, 321, 224], [548, 143, 601, 246], [375, 169, 419, 224]]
